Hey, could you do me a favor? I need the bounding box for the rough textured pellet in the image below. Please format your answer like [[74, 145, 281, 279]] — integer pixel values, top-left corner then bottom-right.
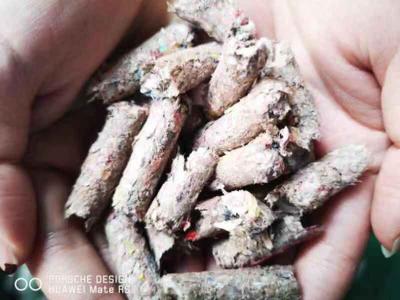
[[170, 0, 243, 42], [193, 78, 291, 155], [105, 212, 160, 300], [210, 129, 282, 190], [269, 216, 322, 256], [112, 98, 188, 221], [206, 32, 267, 118], [262, 41, 303, 87], [160, 266, 300, 300], [265, 144, 370, 213], [188, 190, 275, 241], [209, 126, 313, 191], [263, 40, 319, 150], [64, 1, 377, 298], [65, 102, 147, 230], [146, 148, 218, 233], [86, 23, 194, 104], [289, 87, 319, 151], [213, 231, 273, 269], [213, 215, 322, 268], [141, 42, 221, 99]]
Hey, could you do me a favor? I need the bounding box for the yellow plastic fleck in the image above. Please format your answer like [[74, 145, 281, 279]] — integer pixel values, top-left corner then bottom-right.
[[123, 239, 136, 255], [247, 197, 261, 219]]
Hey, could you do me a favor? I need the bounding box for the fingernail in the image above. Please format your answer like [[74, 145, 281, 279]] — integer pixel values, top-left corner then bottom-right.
[[2, 263, 17, 274], [0, 243, 18, 273], [381, 237, 400, 258]]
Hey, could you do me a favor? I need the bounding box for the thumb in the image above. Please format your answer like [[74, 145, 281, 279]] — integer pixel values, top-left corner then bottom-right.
[[372, 49, 400, 257], [0, 41, 36, 272]]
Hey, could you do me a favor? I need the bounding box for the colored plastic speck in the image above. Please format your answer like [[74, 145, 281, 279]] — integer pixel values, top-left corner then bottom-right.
[[185, 230, 198, 241]]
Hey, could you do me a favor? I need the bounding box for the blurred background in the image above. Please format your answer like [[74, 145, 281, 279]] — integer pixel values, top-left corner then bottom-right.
[[0, 234, 398, 300]]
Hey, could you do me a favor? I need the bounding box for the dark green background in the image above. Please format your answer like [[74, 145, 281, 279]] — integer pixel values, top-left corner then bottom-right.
[[1, 235, 398, 300]]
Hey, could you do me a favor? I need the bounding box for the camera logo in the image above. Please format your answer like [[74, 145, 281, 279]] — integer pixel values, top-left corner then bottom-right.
[[14, 277, 42, 292]]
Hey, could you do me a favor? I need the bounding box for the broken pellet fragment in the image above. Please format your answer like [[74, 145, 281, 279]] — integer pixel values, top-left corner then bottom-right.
[[105, 212, 160, 300], [263, 40, 319, 150], [267, 216, 323, 259], [170, 0, 248, 42], [262, 40, 303, 88], [141, 42, 221, 99], [65, 102, 147, 230], [112, 98, 188, 221], [265, 144, 370, 213], [145, 148, 218, 233], [190, 190, 275, 241], [288, 86, 320, 151], [160, 265, 300, 300], [205, 33, 267, 118], [213, 230, 273, 269], [209, 126, 313, 191], [86, 22, 194, 104], [193, 78, 291, 155], [212, 215, 322, 268]]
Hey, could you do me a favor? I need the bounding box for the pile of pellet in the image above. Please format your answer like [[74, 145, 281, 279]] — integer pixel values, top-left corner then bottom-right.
[[64, 1, 370, 299]]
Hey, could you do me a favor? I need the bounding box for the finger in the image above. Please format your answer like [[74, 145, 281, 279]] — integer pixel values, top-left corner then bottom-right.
[[0, 0, 144, 130], [372, 147, 400, 257], [90, 227, 117, 275], [27, 169, 124, 300], [382, 51, 400, 145], [25, 103, 107, 175], [372, 50, 400, 256], [295, 175, 374, 300], [0, 40, 36, 272], [0, 165, 36, 273]]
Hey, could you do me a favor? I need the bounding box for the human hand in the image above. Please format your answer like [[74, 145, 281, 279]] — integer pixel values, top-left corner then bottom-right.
[[0, 0, 168, 298], [235, 0, 399, 299], [6, 1, 399, 299]]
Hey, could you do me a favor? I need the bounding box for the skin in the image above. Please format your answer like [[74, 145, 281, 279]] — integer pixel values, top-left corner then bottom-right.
[[236, 1, 399, 299], [0, 1, 167, 299], [0, 0, 398, 299]]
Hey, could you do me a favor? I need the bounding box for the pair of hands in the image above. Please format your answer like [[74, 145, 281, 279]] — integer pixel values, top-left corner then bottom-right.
[[1, 0, 399, 299]]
